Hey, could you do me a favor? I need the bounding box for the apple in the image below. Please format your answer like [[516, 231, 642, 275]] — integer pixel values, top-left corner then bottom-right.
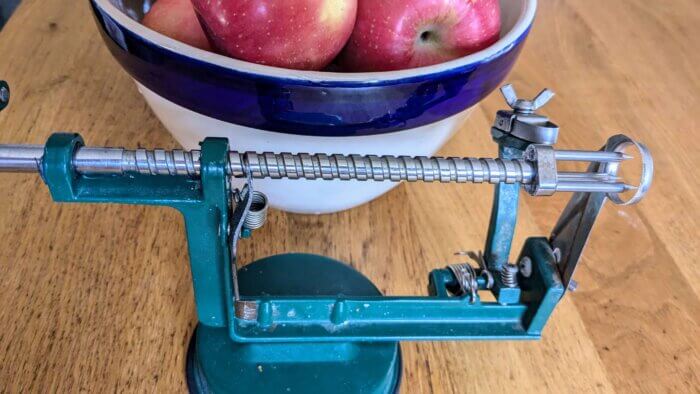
[[191, 0, 358, 70], [142, 0, 212, 51], [339, 0, 501, 72]]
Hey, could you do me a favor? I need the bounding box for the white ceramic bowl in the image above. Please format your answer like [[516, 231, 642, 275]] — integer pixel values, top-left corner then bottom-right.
[[92, 0, 537, 213]]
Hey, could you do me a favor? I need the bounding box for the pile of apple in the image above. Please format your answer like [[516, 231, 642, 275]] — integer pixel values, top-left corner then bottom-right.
[[143, 0, 501, 72]]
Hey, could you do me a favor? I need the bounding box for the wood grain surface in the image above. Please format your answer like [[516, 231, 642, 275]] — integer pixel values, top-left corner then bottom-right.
[[0, 0, 698, 392]]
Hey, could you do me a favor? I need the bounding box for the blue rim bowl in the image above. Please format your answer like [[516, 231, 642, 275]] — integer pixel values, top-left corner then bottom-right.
[[91, 0, 537, 138]]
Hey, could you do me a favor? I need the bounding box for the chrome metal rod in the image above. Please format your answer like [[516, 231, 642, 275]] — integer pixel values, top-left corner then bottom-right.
[[0, 144, 640, 195], [0, 145, 43, 172], [555, 181, 629, 193], [558, 172, 620, 180], [554, 150, 630, 162], [0, 145, 537, 185]]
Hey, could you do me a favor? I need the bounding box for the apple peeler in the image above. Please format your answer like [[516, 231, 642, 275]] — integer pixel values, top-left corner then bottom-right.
[[0, 83, 653, 393]]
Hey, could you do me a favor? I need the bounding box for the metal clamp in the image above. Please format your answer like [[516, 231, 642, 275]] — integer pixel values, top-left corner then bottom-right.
[[493, 84, 560, 145]]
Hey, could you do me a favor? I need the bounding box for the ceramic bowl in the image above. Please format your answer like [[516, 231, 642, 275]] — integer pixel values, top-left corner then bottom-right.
[[91, 0, 537, 213]]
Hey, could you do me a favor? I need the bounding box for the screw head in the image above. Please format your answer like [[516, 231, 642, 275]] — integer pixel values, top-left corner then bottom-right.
[[552, 247, 562, 263], [519, 256, 533, 278]]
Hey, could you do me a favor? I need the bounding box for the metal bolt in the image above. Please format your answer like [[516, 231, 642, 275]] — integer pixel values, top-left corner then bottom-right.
[[518, 256, 532, 278], [552, 247, 562, 264]]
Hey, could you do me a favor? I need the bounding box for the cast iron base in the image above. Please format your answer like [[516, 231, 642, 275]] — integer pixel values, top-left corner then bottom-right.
[[186, 254, 402, 394]]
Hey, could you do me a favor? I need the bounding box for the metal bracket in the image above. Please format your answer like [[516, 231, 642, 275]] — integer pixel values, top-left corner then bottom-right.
[[41, 133, 235, 328], [550, 134, 654, 290]]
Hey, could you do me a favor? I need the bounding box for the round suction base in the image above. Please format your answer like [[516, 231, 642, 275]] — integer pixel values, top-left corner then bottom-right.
[[186, 254, 402, 394]]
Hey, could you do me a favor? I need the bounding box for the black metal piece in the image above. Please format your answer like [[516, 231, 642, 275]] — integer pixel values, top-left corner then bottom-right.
[[0, 80, 10, 112], [549, 162, 608, 291]]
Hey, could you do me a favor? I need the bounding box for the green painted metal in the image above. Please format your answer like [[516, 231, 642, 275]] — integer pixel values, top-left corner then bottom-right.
[[483, 144, 522, 273], [35, 132, 574, 392], [228, 260, 535, 342], [187, 254, 401, 394], [516, 238, 565, 335], [484, 142, 524, 305], [42, 133, 233, 327], [231, 298, 536, 342], [39, 132, 565, 345]]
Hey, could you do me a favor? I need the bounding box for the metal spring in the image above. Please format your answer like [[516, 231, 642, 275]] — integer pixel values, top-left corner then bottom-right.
[[500, 263, 519, 288], [448, 263, 479, 303], [242, 191, 269, 230], [455, 250, 494, 289]]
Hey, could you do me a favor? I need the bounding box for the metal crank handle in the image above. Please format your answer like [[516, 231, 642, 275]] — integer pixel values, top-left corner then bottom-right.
[[0, 134, 652, 203]]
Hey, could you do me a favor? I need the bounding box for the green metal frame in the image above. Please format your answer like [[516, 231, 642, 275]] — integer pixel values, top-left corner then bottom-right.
[[43, 133, 234, 327], [484, 144, 523, 305], [40, 133, 565, 344]]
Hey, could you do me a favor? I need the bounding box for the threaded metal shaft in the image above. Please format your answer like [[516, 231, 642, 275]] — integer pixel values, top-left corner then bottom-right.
[[0, 144, 640, 194], [0, 145, 537, 185], [111, 148, 537, 184], [228, 152, 535, 184]]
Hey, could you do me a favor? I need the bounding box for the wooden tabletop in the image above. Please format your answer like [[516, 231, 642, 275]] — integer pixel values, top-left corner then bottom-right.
[[0, 0, 698, 392]]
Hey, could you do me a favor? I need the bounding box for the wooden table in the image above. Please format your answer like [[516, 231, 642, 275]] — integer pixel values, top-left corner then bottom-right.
[[0, 0, 697, 392]]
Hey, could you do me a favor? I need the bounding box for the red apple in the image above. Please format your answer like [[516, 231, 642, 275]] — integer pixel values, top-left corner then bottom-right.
[[339, 0, 501, 72], [142, 0, 212, 51], [191, 0, 357, 70]]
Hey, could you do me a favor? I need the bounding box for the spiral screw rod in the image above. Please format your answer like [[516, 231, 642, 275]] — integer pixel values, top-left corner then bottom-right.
[[0, 145, 538, 185], [0, 144, 634, 194]]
